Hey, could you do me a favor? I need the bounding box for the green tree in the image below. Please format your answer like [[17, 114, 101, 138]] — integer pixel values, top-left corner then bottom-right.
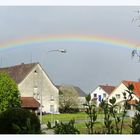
[[0, 72, 21, 112]]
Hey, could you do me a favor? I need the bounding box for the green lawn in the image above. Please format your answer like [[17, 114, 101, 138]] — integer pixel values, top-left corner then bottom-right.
[[42, 112, 132, 134], [42, 112, 104, 123], [75, 118, 132, 134], [42, 112, 88, 123]]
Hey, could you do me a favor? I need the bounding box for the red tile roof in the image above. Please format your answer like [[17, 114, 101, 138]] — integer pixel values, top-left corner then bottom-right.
[[99, 85, 116, 95], [0, 63, 38, 84], [21, 97, 40, 109], [122, 80, 140, 98]]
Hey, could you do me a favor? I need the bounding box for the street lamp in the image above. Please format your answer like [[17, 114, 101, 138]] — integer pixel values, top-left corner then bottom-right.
[[39, 49, 66, 123]]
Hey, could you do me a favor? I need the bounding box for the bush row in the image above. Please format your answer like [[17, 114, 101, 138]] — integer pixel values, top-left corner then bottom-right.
[[0, 108, 41, 134], [59, 108, 79, 113]]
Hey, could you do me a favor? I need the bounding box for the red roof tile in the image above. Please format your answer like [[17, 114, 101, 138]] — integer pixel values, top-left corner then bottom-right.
[[21, 97, 40, 109], [99, 85, 116, 95], [122, 80, 140, 98]]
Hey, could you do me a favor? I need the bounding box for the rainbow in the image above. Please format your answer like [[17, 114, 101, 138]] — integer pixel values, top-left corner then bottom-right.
[[0, 34, 139, 51]]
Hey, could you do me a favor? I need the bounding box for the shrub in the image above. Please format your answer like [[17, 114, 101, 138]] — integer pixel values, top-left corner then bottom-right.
[[0, 108, 41, 134], [83, 94, 97, 134], [131, 112, 140, 134], [47, 119, 80, 134], [131, 101, 140, 134], [59, 108, 79, 113]]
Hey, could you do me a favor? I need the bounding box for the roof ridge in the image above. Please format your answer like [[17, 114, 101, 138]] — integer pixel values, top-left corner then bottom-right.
[[0, 62, 39, 84], [99, 85, 115, 87], [122, 80, 140, 83], [57, 84, 87, 96], [99, 85, 116, 95], [0, 62, 39, 69]]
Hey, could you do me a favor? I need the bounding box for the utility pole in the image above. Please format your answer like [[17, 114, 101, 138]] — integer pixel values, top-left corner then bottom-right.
[[39, 49, 67, 124]]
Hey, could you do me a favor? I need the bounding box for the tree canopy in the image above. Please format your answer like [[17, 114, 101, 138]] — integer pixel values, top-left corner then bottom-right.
[[0, 72, 21, 112]]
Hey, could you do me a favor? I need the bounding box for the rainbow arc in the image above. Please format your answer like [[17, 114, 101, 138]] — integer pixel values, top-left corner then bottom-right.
[[0, 34, 139, 51]]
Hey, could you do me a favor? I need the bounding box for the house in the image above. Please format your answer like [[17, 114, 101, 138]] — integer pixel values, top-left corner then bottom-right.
[[56, 85, 87, 109], [90, 84, 116, 106], [108, 80, 140, 111], [0, 63, 59, 114]]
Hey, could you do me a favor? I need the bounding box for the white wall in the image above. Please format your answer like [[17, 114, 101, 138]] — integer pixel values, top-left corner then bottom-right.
[[18, 64, 59, 114], [90, 86, 108, 106], [108, 83, 139, 104]]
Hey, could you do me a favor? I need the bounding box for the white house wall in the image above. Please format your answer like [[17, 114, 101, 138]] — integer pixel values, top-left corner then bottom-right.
[[90, 87, 108, 106], [18, 64, 59, 114], [108, 83, 139, 104]]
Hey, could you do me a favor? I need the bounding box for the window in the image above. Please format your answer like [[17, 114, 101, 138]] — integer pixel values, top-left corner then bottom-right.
[[33, 87, 38, 96], [50, 95, 54, 101], [34, 70, 38, 74], [50, 105, 54, 113], [116, 94, 120, 99], [94, 94, 97, 98], [37, 93, 40, 100], [103, 93, 106, 98], [33, 87, 38, 93], [34, 70, 38, 87]]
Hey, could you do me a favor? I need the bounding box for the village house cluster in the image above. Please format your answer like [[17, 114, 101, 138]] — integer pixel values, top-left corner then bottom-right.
[[0, 62, 86, 114], [90, 80, 140, 113], [0, 62, 139, 115]]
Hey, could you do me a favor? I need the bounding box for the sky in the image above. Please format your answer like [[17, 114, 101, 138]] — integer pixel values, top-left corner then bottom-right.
[[0, 6, 140, 93]]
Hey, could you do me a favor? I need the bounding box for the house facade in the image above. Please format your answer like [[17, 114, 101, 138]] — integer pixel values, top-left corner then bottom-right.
[[90, 85, 116, 106], [108, 80, 140, 111], [0, 63, 59, 114]]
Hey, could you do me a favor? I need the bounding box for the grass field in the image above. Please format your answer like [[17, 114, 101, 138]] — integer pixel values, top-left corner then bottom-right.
[[42, 112, 132, 134], [74, 121, 131, 134], [42, 112, 88, 123]]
